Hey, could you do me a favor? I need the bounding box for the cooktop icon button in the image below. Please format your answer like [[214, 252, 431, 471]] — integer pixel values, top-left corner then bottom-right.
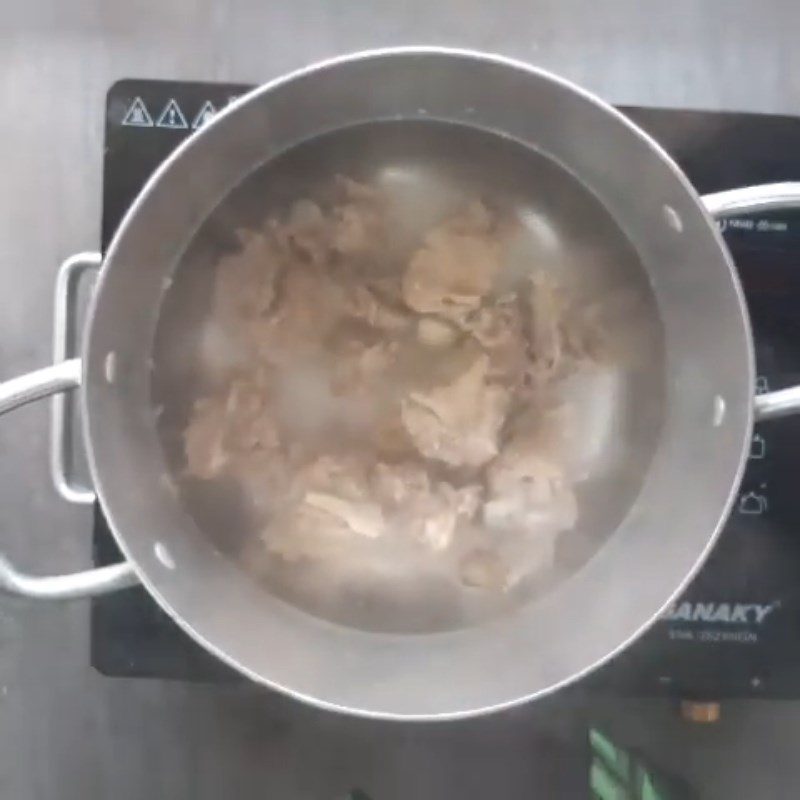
[[739, 488, 768, 516], [749, 433, 766, 460]]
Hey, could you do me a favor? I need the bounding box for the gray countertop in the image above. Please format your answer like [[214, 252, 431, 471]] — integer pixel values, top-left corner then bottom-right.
[[2, 1, 800, 797]]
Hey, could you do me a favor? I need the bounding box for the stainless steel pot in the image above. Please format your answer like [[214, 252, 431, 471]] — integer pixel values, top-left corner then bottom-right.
[[3, 48, 800, 720]]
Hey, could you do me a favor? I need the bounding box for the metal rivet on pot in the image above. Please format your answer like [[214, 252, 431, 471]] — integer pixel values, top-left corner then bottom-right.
[[712, 395, 726, 426], [103, 352, 117, 384], [663, 204, 683, 233], [154, 542, 175, 570]]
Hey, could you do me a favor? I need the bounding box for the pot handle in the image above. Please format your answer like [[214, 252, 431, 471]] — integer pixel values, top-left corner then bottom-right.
[[0, 558, 136, 601], [0, 350, 138, 600], [702, 183, 800, 422], [703, 182, 800, 217], [50, 252, 100, 505]]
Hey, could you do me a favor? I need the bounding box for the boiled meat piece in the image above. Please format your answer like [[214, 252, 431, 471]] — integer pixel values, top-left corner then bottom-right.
[[370, 409, 416, 461], [330, 176, 389, 259], [416, 315, 459, 348], [415, 502, 460, 552], [461, 298, 529, 387], [271, 199, 333, 266], [401, 353, 510, 468], [275, 178, 387, 266], [372, 462, 482, 552], [253, 262, 349, 363], [325, 339, 413, 458], [412, 481, 483, 552], [183, 396, 229, 480], [372, 461, 433, 507], [266, 453, 385, 561], [212, 229, 285, 336], [291, 453, 371, 500], [184, 369, 281, 481], [459, 548, 509, 590], [484, 407, 578, 534], [268, 502, 372, 562], [220, 372, 281, 452], [302, 492, 384, 540], [402, 201, 504, 320], [524, 272, 630, 383], [345, 285, 412, 334], [329, 340, 397, 396], [230, 449, 294, 518]]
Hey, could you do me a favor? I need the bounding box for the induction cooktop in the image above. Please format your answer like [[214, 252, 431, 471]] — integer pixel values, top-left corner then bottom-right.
[[87, 79, 800, 698]]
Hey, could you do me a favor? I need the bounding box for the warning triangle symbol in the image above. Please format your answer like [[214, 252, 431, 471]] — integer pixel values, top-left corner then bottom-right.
[[155, 98, 188, 130], [191, 100, 217, 130], [121, 97, 153, 128]]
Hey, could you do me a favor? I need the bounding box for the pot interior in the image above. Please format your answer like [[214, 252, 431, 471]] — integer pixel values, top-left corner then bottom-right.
[[151, 119, 666, 634]]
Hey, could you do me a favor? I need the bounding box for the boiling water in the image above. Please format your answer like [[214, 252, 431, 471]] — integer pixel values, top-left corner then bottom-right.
[[151, 121, 664, 633]]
